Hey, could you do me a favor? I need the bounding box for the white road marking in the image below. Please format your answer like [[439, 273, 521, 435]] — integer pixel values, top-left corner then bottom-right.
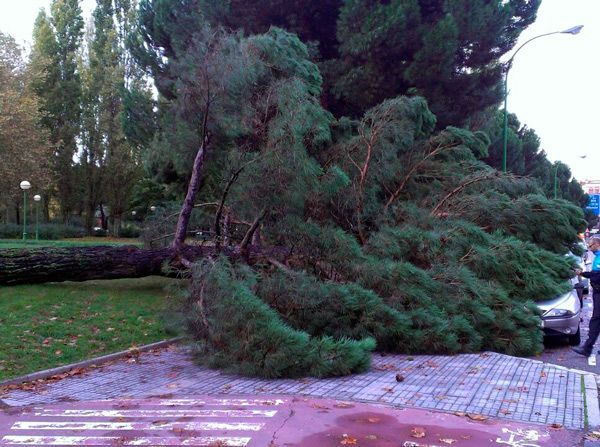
[[0, 435, 250, 446], [98, 398, 285, 406], [30, 409, 277, 418], [11, 421, 265, 431]]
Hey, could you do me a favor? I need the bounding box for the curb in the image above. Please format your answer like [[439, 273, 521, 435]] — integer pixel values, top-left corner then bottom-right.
[[585, 373, 600, 429], [0, 337, 184, 387]]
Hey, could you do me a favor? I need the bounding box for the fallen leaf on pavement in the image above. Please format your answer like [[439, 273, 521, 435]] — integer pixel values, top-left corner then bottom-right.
[[365, 435, 377, 440], [396, 374, 405, 382], [334, 402, 354, 409], [466, 413, 488, 421], [549, 423, 563, 430], [311, 403, 329, 410], [410, 427, 426, 438], [440, 438, 457, 445], [367, 417, 380, 423], [340, 434, 358, 445]]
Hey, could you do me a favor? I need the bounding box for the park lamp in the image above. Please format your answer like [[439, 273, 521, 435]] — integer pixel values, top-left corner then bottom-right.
[[19, 181, 31, 240], [150, 206, 156, 212], [501, 24, 583, 172], [33, 195, 41, 240]]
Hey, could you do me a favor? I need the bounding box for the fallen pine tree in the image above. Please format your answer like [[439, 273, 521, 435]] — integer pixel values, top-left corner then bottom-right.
[[1, 6, 586, 377]]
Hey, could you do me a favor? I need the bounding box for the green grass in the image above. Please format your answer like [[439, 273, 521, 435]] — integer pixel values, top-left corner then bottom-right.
[[0, 238, 141, 250], [0, 277, 182, 381]]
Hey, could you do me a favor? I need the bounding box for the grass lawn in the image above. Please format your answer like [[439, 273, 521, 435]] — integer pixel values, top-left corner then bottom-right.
[[0, 277, 182, 381], [0, 237, 141, 250]]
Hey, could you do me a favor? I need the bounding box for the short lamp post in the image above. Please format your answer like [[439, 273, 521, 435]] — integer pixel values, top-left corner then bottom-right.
[[150, 206, 156, 212], [33, 195, 42, 240], [19, 181, 31, 240], [502, 25, 583, 173]]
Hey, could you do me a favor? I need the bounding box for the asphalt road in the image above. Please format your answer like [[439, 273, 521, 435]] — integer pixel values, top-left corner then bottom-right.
[[534, 291, 600, 374]]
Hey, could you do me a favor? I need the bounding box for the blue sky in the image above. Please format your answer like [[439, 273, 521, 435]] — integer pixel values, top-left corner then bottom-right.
[[0, 0, 597, 180]]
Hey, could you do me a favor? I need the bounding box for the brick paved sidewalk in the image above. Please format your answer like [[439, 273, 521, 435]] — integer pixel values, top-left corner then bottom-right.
[[1, 345, 595, 430]]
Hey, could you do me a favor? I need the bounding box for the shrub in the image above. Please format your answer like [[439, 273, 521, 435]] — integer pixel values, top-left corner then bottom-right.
[[0, 223, 85, 240], [119, 224, 141, 238], [0, 224, 21, 239]]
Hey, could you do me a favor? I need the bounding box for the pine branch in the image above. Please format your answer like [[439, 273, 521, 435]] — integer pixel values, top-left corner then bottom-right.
[[430, 171, 499, 217], [239, 208, 267, 251]]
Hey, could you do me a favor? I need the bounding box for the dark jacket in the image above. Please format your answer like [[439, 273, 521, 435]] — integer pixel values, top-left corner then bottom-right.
[[582, 271, 600, 289]]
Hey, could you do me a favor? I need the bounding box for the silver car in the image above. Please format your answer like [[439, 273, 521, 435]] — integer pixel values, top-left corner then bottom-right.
[[537, 286, 581, 346]]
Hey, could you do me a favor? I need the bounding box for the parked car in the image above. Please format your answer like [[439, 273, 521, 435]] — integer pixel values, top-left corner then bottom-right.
[[566, 251, 588, 300], [536, 285, 581, 346]]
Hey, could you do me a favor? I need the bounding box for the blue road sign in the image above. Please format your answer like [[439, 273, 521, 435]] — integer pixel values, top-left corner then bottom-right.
[[587, 194, 600, 216]]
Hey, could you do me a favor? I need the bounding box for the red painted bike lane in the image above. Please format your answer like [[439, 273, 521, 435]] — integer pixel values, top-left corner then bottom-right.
[[0, 395, 582, 446]]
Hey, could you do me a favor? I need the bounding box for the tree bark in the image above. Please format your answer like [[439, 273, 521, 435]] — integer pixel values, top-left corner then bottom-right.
[[172, 142, 206, 250], [0, 244, 289, 286]]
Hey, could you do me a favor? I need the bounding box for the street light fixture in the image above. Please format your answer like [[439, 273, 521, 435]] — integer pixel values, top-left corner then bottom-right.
[[502, 25, 583, 172], [33, 195, 41, 240], [19, 181, 31, 240], [150, 206, 156, 212], [553, 165, 559, 200]]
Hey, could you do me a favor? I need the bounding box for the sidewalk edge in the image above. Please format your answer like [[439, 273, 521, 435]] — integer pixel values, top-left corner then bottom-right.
[[584, 373, 600, 428], [0, 337, 184, 387]]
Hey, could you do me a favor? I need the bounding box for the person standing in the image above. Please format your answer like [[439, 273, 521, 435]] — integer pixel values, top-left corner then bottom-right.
[[573, 236, 600, 356]]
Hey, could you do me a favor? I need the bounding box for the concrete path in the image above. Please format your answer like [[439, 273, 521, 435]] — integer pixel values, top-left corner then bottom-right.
[[1, 345, 596, 431], [0, 395, 583, 446]]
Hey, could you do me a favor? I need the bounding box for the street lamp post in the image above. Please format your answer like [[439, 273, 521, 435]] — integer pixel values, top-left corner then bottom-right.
[[150, 206, 156, 212], [33, 195, 41, 240], [553, 166, 558, 199], [502, 25, 583, 173], [19, 181, 31, 240]]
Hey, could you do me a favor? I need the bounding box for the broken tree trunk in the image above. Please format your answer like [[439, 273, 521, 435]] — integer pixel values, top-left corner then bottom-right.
[[0, 244, 289, 286]]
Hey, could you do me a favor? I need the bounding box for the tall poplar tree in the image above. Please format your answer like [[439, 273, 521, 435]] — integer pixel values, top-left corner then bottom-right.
[[30, 0, 84, 222], [80, 0, 143, 234]]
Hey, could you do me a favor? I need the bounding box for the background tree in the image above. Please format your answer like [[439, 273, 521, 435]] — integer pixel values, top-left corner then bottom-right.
[[0, 32, 53, 224], [79, 0, 143, 235], [208, 0, 541, 127], [481, 110, 588, 207], [30, 0, 84, 222]]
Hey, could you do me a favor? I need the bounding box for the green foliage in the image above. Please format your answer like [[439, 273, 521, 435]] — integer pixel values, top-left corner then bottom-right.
[[187, 258, 374, 378], [208, 0, 540, 127]]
